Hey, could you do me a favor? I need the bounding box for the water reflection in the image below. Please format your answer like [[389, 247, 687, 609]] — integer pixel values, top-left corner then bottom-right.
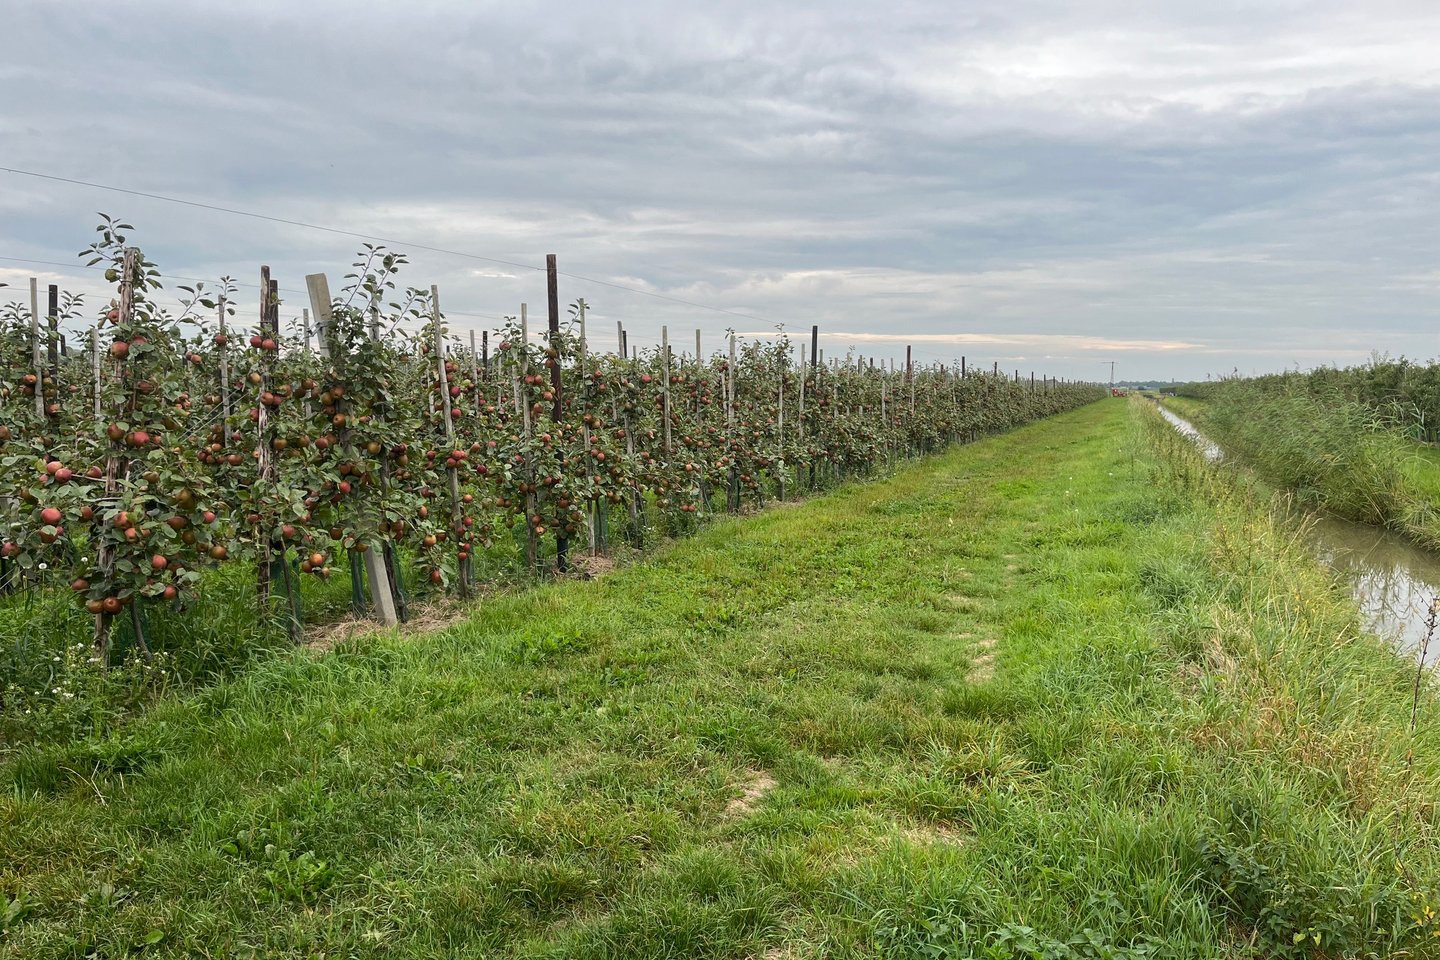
[[1155, 405, 1223, 462], [1308, 517, 1440, 665], [1154, 400, 1439, 664]]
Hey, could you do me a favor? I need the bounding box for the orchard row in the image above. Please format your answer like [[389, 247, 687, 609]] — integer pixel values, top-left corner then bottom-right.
[[0, 224, 1103, 653]]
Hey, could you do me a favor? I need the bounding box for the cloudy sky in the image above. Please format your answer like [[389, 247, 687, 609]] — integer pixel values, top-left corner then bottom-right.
[[2, 0, 1438, 381]]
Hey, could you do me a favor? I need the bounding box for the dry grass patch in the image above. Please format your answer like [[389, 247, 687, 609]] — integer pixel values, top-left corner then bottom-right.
[[304, 597, 472, 652], [965, 631, 998, 683], [895, 820, 970, 849], [567, 553, 618, 579], [726, 770, 778, 817]]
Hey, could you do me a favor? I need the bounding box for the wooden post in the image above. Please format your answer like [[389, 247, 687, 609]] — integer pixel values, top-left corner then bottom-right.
[[580, 306, 599, 554], [29, 279, 44, 419], [433, 287, 472, 596], [777, 346, 786, 501], [694, 329, 704, 418], [469, 330, 483, 417], [578, 297, 587, 355], [95, 250, 139, 660], [727, 332, 736, 427], [90, 325, 101, 421], [268, 273, 301, 641], [217, 298, 233, 421], [661, 325, 672, 457], [727, 331, 738, 510], [798, 344, 806, 441], [305, 274, 334, 359], [46, 285, 58, 394], [907, 345, 915, 416], [546, 255, 568, 573], [306, 271, 396, 625], [520, 303, 538, 573], [808, 327, 820, 487], [362, 541, 399, 626], [255, 267, 276, 614]]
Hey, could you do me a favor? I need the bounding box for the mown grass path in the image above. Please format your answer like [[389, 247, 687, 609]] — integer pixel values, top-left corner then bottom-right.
[[5, 400, 1438, 958]]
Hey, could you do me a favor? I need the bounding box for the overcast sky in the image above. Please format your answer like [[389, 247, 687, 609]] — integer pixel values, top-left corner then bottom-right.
[[3, 0, 1438, 381]]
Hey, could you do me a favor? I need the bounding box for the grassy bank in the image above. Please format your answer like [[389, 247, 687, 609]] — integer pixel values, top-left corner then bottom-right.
[[4, 399, 1440, 958], [1161, 388, 1440, 549]]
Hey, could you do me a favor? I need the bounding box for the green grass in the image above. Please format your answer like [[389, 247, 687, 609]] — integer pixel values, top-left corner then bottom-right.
[[4, 399, 1440, 958], [0, 540, 537, 747]]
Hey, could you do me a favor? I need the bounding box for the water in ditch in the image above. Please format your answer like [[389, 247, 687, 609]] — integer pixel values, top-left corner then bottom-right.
[[1154, 404, 1224, 463], [1156, 402, 1440, 664]]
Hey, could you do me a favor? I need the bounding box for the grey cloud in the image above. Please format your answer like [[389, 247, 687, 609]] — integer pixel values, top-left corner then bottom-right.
[[2, 0, 1439, 380]]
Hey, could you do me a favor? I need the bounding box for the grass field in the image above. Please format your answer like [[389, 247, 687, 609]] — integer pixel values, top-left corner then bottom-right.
[[4, 400, 1440, 958]]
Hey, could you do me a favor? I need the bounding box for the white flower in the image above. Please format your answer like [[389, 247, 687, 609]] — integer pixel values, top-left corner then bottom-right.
[[37, 562, 47, 571]]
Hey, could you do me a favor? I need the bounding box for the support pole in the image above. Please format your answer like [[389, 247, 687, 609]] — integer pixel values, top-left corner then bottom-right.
[[434, 286, 472, 596], [546, 255, 568, 573], [29, 278, 44, 419]]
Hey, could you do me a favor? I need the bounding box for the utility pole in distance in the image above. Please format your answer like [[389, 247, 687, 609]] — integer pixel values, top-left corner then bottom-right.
[[1106, 360, 1116, 393]]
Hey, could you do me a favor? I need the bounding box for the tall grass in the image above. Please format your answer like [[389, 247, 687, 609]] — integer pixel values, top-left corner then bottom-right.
[[1197, 384, 1408, 526], [0, 548, 477, 748], [1171, 382, 1440, 559]]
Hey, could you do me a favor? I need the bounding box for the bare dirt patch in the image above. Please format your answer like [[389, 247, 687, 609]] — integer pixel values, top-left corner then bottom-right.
[[966, 632, 998, 683], [897, 821, 969, 848], [726, 770, 778, 817], [947, 594, 989, 614], [568, 553, 618, 579]]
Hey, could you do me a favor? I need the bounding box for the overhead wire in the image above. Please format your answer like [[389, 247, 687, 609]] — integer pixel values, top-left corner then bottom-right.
[[0, 255, 512, 324], [0, 166, 777, 326]]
